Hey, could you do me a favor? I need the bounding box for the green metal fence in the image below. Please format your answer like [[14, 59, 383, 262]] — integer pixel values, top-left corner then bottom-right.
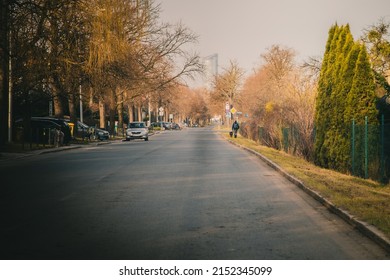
[[253, 115, 389, 183], [351, 116, 389, 182]]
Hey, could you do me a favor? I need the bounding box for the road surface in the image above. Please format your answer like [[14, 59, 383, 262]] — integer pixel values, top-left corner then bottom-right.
[[0, 127, 388, 259]]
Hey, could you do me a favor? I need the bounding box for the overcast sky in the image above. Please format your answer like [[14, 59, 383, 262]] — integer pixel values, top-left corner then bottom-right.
[[158, 0, 390, 86]]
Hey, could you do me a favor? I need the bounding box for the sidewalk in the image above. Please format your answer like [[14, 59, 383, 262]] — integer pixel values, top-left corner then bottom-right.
[[0, 145, 84, 161], [0, 140, 117, 161], [0, 133, 159, 161]]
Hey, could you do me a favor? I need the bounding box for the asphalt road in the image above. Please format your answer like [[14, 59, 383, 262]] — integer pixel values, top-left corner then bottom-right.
[[0, 127, 388, 260]]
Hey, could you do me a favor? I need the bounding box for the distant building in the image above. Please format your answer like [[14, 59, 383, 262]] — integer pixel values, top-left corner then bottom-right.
[[204, 54, 218, 89]]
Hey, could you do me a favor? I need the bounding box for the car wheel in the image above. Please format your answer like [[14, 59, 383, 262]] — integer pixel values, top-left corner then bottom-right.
[[145, 137, 149, 141]]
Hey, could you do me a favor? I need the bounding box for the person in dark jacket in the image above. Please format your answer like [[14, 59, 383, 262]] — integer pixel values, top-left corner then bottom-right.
[[232, 120, 239, 138]]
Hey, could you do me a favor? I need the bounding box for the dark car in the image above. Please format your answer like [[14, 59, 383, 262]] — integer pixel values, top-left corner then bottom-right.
[[14, 117, 71, 144], [64, 119, 109, 141], [171, 123, 182, 130], [29, 119, 61, 144], [64, 120, 92, 139], [74, 121, 91, 139], [92, 127, 110, 141], [150, 121, 171, 130], [32, 117, 72, 144]]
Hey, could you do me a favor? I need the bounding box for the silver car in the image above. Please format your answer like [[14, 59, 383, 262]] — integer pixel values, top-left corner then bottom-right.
[[126, 122, 149, 141]]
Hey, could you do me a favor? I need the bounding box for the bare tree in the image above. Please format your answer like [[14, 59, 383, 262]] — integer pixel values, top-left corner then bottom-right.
[[362, 18, 390, 76], [5, 0, 202, 140], [301, 56, 322, 81], [210, 60, 244, 124], [239, 45, 317, 158], [84, 0, 202, 131]]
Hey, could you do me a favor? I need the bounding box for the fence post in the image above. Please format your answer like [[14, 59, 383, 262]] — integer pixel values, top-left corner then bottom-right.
[[365, 116, 368, 179], [351, 119, 355, 176]]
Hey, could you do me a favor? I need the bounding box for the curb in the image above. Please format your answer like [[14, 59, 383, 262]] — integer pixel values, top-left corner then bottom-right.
[[0, 142, 107, 160], [228, 139, 390, 254], [37, 139, 117, 154], [37, 145, 83, 155], [1, 133, 158, 160]]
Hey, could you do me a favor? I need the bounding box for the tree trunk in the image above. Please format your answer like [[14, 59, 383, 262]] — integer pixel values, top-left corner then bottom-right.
[[89, 86, 94, 107], [137, 106, 142, 122], [99, 98, 106, 129], [117, 90, 123, 135], [128, 103, 134, 123], [109, 88, 116, 135], [53, 92, 64, 118], [52, 74, 65, 118]]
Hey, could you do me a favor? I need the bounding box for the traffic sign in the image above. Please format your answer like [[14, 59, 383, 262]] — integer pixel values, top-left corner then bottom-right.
[[230, 107, 237, 114]]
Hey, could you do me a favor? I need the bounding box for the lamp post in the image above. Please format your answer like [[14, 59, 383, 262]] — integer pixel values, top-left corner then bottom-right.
[[79, 83, 83, 123]]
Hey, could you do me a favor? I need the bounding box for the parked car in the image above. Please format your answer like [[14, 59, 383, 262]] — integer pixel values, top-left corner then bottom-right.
[[14, 117, 69, 145], [92, 127, 110, 141], [126, 122, 149, 141], [64, 119, 89, 139], [64, 118, 109, 141], [16, 118, 61, 143], [31, 117, 72, 144], [75, 121, 92, 139], [150, 121, 171, 130], [171, 123, 182, 130]]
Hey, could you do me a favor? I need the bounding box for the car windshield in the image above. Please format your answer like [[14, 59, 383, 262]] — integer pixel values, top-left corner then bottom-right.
[[129, 122, 145, 128]]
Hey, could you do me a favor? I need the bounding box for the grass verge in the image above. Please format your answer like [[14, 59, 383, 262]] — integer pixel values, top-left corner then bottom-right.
[[223, 132, 390, 239]]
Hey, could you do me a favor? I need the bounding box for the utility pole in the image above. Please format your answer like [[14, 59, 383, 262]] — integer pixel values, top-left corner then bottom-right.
[[148, 95, 151, 127]]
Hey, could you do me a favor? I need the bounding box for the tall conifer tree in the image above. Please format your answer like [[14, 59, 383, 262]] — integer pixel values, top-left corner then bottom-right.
[[346, 45, 378, 124], [315, 24, 378, 172], [334, 41, 360, 171], [326, 25, 351, 169], [314, 24, 338, 167]]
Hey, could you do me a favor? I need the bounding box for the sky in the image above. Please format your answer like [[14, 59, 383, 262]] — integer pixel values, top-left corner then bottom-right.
[[158, 0, 390, 87]]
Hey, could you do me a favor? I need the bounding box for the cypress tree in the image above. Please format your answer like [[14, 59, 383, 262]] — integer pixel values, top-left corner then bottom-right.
[[327, 25, 351, 169], [315, 24, 379, 174], [346, 44, 378, 124], [314, 24, 339, 167], [345, 44, 378, 176], [334, 41, 360, 171]]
